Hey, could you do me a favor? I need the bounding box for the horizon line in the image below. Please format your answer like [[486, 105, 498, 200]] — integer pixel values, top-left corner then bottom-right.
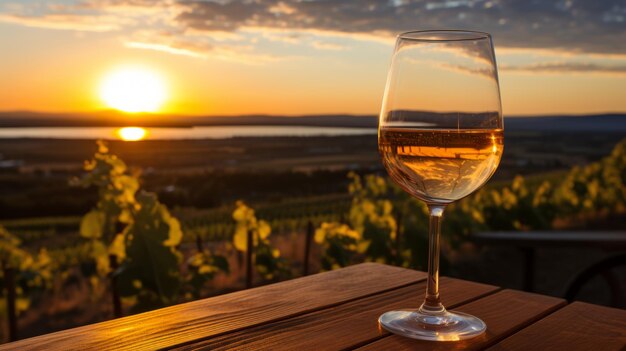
[[0, 109, 625, 119]]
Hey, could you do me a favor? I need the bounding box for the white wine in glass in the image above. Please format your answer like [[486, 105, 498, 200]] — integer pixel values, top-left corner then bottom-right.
[[378, 30, 504, 341]]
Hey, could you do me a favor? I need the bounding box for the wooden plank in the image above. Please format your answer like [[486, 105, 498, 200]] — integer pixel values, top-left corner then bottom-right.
[[487, 301, 626, 351], [358, 289, 565, 351], [0, 263, 425, 351], [174, 277, 498, 350]]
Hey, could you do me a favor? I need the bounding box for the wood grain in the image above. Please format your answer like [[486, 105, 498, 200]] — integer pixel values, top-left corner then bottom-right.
[[487, 301, 626, 351], [358, 289, 565, 351], [173, 277, 498, 350], [0, 263, 425, 351]]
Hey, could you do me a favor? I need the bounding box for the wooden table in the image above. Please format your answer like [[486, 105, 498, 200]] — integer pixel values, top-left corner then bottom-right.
[[1, 263, 624, 350]]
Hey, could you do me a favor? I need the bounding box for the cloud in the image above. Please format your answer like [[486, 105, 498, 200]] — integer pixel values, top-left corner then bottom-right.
[[440, 63, 497, 78], [311, 41, 346, 51], [0, 0, 182, 33], [501, 62, 626, 74], [1, 0, 625, 60], [125, 41, 207, 58], [260, 30, 302, 44], [173, 0, 626, 54], [0, 13, 122, 32], [125, 36, 295, 65]]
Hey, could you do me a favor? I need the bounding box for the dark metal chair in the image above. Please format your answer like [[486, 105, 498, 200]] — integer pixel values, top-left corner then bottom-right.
[[471, 231, 626, 308], [564, 253, 626, 309]]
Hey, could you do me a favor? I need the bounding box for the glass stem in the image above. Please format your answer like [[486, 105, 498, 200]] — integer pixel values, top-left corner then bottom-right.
[[419, 204, 447, 315]]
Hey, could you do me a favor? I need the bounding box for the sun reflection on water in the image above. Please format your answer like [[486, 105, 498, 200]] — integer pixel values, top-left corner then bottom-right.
[[116, 127, 148, 141]]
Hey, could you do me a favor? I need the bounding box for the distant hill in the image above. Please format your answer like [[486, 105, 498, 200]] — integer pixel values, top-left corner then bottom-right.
[[0, 110, 624, 132], [504, 114, 626, 132], [0, 111, 377, 128]]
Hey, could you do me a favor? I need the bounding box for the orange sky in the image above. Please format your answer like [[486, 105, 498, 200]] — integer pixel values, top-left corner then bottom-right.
[[1, 1, 625, 116]]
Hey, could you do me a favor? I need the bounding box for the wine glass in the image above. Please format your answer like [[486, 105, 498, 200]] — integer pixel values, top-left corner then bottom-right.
[[377, 30, 503, 341]]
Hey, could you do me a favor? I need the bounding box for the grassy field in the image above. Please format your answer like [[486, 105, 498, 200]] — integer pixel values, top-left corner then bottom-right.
[[0, 130, 623, 220]]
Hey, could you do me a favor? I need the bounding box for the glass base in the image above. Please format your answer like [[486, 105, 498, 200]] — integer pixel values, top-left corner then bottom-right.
[[378, 308, 486, 341]]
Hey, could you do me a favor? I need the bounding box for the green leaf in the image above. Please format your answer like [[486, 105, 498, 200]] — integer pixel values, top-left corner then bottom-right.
[[117, 192, 181, 307], [109, 233, 126, 261], [79, 210, 105, 239], [233, 227, 248, 252]]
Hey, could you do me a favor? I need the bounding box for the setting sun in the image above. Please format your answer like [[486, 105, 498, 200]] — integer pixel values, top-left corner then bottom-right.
[[99, 67, 167, 113], [116, 126, 148, 141]]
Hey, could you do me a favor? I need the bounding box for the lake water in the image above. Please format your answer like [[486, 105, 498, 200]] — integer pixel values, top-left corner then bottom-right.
[[0, 126, 377, 140]]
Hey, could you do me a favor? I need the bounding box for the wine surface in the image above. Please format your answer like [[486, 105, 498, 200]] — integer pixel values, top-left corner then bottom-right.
[[379, 128, 503, 204]]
